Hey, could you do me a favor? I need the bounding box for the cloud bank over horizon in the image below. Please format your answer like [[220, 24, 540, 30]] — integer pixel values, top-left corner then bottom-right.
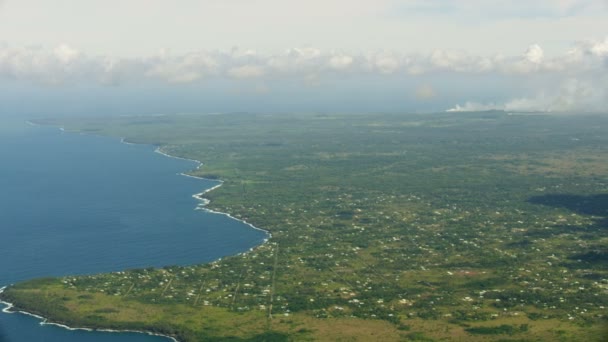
[[1, 37, 606, 84], [1, 36, 606, 113], [1, 1, 606, 114]]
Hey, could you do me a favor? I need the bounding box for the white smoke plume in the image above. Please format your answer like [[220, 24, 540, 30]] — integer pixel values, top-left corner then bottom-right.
[[447, 77, 607, 113]]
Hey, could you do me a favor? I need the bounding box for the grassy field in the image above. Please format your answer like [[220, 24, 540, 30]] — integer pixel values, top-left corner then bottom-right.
[[2, 111, 607, 341]]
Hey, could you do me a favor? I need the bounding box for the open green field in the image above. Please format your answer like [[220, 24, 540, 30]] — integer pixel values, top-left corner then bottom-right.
[[2, 112, 607, 341]]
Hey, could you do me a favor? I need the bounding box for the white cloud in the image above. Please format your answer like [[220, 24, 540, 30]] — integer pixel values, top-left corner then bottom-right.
[[0, 37, 606, 93], [577, 36, 608, 57], [0, 44, 93, 84], [524, 44, 544, 64], [227, 65, 265, 79], [372, 53, 401, 74], [53, 44, 80, 64], [328, 55, 354, 70], [97, 57, 142, 85], [429, 50, 495, 73], [266, 47, 325, 75], [144, 52, 219, 83]]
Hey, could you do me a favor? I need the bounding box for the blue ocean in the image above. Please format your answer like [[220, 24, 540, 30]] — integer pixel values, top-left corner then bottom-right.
[[0, 118, 267, 341]]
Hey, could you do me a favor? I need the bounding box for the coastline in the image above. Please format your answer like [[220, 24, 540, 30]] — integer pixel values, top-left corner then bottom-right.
[[27, 121, 271, 241], [1, 287, 178, 341], [152, 145, 271, 240], [0, 121, 272, 342]]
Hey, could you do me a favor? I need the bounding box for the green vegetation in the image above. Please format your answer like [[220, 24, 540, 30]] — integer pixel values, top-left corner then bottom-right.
[[2, 112, 607, 341], [465, 324, 527, 335]]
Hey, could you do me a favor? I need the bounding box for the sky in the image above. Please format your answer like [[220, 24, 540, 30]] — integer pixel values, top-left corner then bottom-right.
[[0, 0, 607, 115]]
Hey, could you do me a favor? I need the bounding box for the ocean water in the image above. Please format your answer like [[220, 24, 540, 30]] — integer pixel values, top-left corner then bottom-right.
[[0, 119, 267, 341]]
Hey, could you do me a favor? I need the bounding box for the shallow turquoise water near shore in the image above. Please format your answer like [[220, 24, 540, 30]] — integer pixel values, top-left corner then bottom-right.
[[0, 119, 267, 341]]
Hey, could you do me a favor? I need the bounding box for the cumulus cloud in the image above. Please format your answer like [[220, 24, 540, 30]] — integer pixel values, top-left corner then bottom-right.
[[575, 36, 608, 57], [144, 51, 219, 83], [524, 44, 544, 64], [372, 53, 401, 74], [328, 54, 354, 70], [0, 37, 606, 94], [53, 44, 80, 64], [227, 65, 265, 79], [427, 49, 495, 73], [0, 43, 95, 84]]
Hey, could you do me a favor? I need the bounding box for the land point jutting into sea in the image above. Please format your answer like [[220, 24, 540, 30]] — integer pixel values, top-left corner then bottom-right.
[[1, 111, 607, 341]]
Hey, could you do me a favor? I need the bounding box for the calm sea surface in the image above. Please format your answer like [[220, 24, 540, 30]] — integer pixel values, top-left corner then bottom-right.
[[0, 118, 267, 342]]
